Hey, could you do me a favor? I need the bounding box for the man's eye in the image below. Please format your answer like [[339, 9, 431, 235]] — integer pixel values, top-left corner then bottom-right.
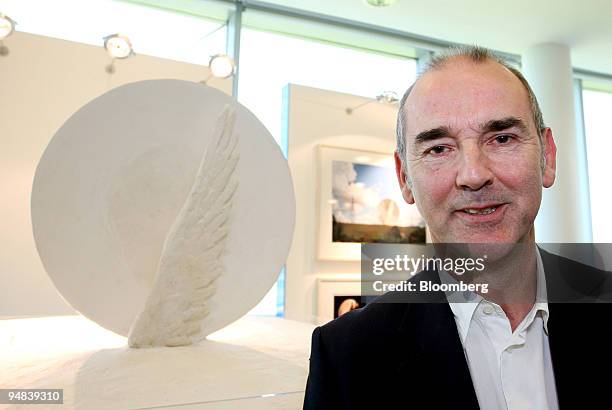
[[495, 134, 512, 144], [427, 145, 448, 155]]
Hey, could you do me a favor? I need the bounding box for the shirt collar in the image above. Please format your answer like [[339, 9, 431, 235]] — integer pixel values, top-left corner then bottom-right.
[[440, 245, 549, 344], [534, 246, 550, 334]]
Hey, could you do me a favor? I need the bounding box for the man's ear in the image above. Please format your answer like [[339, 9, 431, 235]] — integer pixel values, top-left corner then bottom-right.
[[394, 151, 415, 204], [542, 128, 557, 188]]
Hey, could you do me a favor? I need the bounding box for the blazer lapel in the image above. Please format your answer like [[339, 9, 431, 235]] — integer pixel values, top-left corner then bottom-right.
[[395, 269, 480, 409]]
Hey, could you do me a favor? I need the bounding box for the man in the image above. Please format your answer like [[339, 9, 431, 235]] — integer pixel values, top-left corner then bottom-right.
[[304, 46, 612, 409]]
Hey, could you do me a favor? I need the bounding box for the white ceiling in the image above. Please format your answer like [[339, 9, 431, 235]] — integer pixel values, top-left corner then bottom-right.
[[264, 0, 612, 76]]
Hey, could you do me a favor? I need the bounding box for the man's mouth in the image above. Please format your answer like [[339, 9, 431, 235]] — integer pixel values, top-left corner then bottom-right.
[[462, 206, 498, 215], [454, 203, 508, 221]]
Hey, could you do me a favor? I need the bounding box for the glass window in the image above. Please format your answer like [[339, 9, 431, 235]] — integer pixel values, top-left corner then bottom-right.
[[0, 0, 226, 65], [583, 88, 612, 242], [238, 27, 417, 315], [238, 27, 417, 144]]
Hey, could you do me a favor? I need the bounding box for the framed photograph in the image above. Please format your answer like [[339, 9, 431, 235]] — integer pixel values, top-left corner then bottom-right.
[[316, 277, 401, 323], [316, 278, 363, 324], [317, 145, 427, 261]]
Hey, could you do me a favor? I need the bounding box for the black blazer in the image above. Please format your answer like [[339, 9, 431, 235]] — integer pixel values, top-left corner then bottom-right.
[[304, 249, 612, 409]]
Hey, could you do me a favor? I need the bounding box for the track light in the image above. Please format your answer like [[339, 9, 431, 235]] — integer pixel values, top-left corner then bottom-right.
[[375, 91, 399, 104], [346, 91, 400, 115], [209, 54, 235, 79], [0, 13, 16, 39], [103, 34, 134, 74]]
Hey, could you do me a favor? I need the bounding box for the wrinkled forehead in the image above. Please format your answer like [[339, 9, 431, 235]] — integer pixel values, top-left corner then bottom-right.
[[403, 60, 534, 141]]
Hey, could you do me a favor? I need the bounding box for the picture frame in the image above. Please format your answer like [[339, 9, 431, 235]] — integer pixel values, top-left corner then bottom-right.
[[316, 278, 364, 324], [317, 145, 427, 261]]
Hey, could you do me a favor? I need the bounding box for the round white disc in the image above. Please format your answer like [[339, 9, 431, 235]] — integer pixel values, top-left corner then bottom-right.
[[32, 79, 295, 337]]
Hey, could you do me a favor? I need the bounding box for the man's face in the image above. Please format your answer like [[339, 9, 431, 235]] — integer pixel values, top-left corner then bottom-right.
[[395, 58, 557, 244]]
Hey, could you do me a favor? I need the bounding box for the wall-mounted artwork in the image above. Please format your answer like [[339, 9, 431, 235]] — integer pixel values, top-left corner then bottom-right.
[[318, 145, 426, 261]]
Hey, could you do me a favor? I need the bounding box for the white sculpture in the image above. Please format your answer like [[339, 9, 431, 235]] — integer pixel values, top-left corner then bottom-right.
[[128, 105, 239, 348], [31, 79, 295, 345]]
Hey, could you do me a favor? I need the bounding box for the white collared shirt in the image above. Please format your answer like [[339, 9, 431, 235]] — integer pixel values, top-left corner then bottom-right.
[[439, 249, 559, 410]]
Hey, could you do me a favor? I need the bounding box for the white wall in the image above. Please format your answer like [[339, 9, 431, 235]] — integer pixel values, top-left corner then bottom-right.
[[0, 31, 230, 318], [284, 84, 399, 324]]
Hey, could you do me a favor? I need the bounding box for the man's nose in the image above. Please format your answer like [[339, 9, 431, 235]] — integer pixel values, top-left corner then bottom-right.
[[455, 145, 494, 191]]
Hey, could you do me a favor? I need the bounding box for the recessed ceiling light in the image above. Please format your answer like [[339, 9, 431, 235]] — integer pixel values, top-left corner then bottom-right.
[[103, 34, 134, 59], [365, 0, 396, 7], [0, 13, 16, 39]]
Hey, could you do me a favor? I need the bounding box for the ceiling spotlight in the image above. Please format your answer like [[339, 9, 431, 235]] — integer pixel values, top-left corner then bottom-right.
[[103, 34, 134, 59], [0, 13, 16, 39], [366, 0, 396, 6], [376, 91, 399, 104], [209, 54, 235, 79]]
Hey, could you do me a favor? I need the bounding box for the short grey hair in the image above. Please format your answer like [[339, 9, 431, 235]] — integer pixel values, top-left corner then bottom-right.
[[396, 45, 546, 180]]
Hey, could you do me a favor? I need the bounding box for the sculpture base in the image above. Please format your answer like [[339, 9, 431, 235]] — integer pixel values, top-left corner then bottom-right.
[[0, 315, 314, 409]]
